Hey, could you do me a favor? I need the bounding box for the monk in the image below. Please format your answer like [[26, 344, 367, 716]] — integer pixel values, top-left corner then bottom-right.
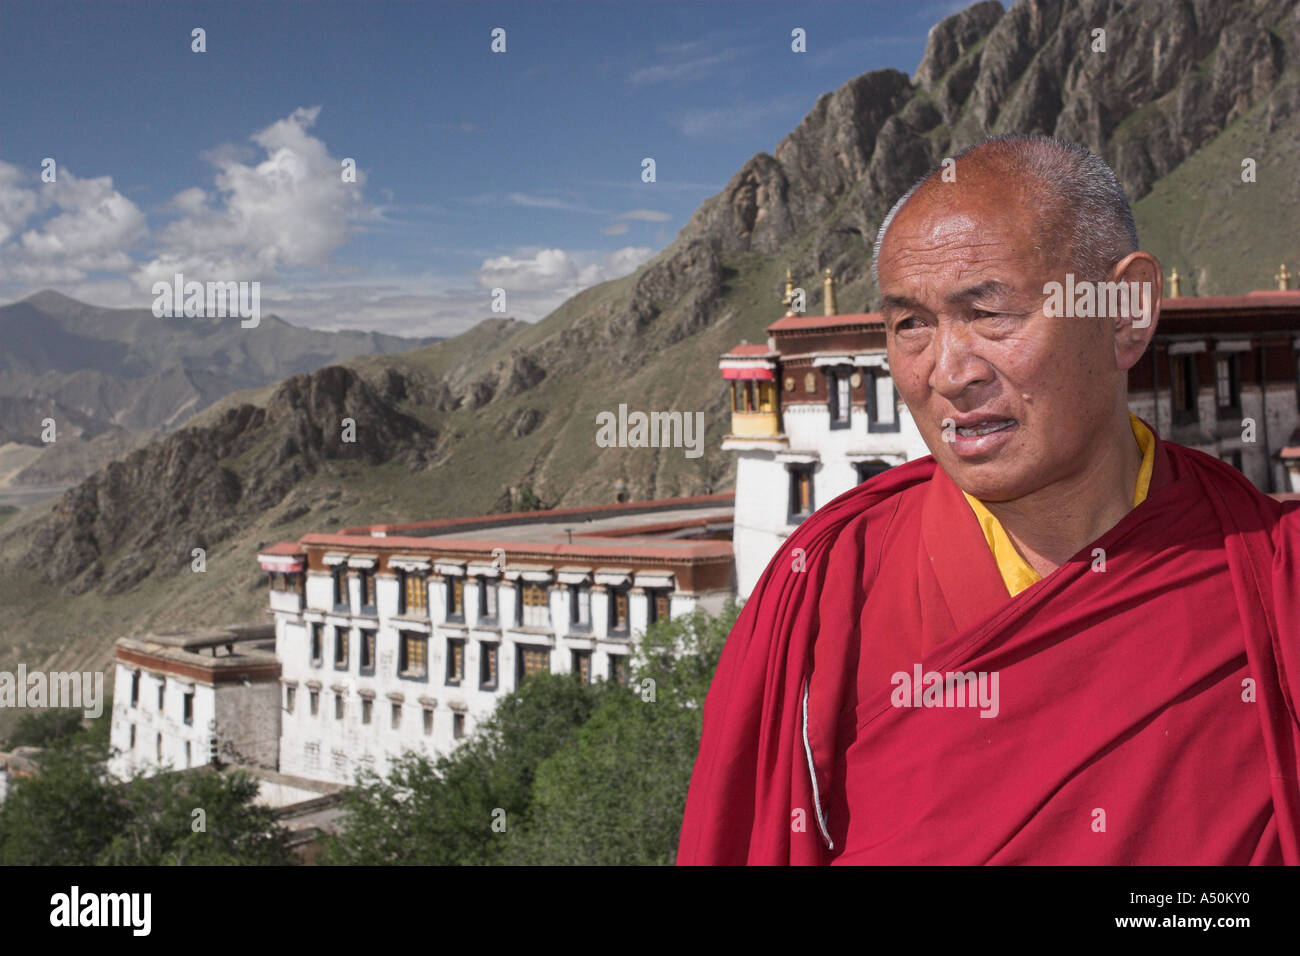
[[677, 135, 1300, 865]]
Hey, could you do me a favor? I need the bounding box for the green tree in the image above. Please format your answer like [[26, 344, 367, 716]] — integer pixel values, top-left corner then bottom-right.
[[0, 724, 293, 865], [321, 672, 613, 865], [506, 602, 738, 864], [0, 737, 122, 865], [98, 767, 293, 865], [4, 708, 88, 749]]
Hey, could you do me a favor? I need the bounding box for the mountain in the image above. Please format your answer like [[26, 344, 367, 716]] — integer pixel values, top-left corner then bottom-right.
[[2, 0, 1299, 686], [0, 290, 439, 494]]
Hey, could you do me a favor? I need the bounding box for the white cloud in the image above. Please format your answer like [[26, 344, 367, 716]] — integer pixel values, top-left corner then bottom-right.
[[475, 246, 655, 321], [131, 105, 367, 287], [0, 160, 146, 285], [615, 209, 672, 222]]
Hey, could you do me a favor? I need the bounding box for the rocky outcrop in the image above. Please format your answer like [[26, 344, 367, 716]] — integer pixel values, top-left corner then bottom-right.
[[27, 365, 436, 594]]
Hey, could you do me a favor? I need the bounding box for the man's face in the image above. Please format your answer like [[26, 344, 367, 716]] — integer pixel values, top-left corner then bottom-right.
[[878, 179, 1123, 501]]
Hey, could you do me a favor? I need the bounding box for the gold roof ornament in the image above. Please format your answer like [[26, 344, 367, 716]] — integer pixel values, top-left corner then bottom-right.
[[1168, 266, 1181, 298], [781, 268, 796, 316], [823, 268, 838, 317], [1277, 263, 1292, 291]]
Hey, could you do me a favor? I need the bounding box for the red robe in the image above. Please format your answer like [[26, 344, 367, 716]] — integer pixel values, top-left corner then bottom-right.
[[677, 422, 1300, 864]]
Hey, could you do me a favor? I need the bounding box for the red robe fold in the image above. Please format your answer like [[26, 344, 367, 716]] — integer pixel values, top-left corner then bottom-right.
[[677, 422, 1300, 864]]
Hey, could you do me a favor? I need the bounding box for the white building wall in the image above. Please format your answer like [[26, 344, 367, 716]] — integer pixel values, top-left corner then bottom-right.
[[109, 663, 218, 780], [273, 565, 700, 786], [730, 372, 929, 598]]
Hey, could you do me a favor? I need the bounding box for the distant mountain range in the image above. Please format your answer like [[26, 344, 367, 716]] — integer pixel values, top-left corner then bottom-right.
[[0, 290, 438, 494], [2, 0, 1298, 691]]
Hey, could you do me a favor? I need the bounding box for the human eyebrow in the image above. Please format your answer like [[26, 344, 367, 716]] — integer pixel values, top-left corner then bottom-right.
[[946, 280, 1018, 306], [880, 294, 925, 314]]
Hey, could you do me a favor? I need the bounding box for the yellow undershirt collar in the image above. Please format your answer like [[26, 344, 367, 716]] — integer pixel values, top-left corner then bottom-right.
[[963, 413, 1154, 597]]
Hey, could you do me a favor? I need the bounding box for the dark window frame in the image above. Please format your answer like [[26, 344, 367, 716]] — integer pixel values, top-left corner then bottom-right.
[[478, 576, 499, 625], [1170, 354, 1199, 426], [359, 628, 376, 676], [572, 649, 592, 684], [397, 630, 429, 682], [787, 464, 815, 525], [445, 637, 465, 686], [1214, 353, 1241, 418], [445, 576, 466, 623], [516, 645, 551, 685], [607, 585, 630, 636], [357, 569, 377, 616], [854, 461, 891, 485], [331, 565, 349, 612], [333, 627, 349, 671], [864, 371, 902, 434], [568, 583, 593, 632], [479, 641, 499, 690], [826, 367, 851, 430]]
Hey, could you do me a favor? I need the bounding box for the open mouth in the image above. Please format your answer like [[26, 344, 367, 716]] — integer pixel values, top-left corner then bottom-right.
[[956, 419, 1016, 438]]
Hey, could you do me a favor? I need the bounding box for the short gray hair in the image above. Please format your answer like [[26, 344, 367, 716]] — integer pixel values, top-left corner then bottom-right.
[[871, 135, 1139, 289]]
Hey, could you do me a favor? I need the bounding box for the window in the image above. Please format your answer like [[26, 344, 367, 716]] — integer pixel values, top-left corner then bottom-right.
[[827, 368, 851, 428], [446, 577, 465, 620], [453, 713, 465, 739], [1171, 355, 1198, 425], [572, 650, 592, 684], [391, 702, 402, 729], [129, 724, 135, 749], [156, 734, 162, 761], [756, 380, 776, 412], [333, 628, 349, 670], [445, 638, 465, 685], [130, 671, 139, 707], [157, 680, 165, 711], [422, 708, 434, 735], [335, 693, 345, 720], [517, 647, 550, 684], [271, 571, 303, 593], [1215, 354, 1240, 414], [358, 570, 376, 612], [310, 690, 320, 716], [646, 589, 671, 626], [854, 461, 890, 485], [480, 642, 498, 689], [361, 698, 373, 724], [285, 685, 296, 714], [185, 741, 192, 767], [569, 584, 592, 630], [479, 578, 498, 621], [399, 631, 428, 680], [608, 586, 630, 635], [183, 691, 194, 726], [310, 623, 323, 666], [332, 565, 348, 610], [521, 583, 550, 628], [360, 630, 375, 674], [609, 654, 628, 687], [788, 465, 815, 524], [401, 570, 428, 615]]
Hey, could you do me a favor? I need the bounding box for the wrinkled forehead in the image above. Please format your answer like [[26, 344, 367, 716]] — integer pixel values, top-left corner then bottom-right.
[[879, 174, 1055, 285]]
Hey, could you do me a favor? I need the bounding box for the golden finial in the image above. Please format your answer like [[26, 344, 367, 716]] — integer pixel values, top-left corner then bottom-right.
[[1277, 263, 1292, 291], [782, 268, 796, 315], [1168, 266, 1180, 298], [823, 268, 838, 317]]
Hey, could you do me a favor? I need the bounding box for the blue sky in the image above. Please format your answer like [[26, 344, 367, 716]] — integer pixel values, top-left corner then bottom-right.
[[0, 0, 962, 336]]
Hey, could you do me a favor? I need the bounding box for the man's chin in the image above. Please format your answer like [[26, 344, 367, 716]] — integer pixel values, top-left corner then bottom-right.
[[938, 458, 1025, 503]]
